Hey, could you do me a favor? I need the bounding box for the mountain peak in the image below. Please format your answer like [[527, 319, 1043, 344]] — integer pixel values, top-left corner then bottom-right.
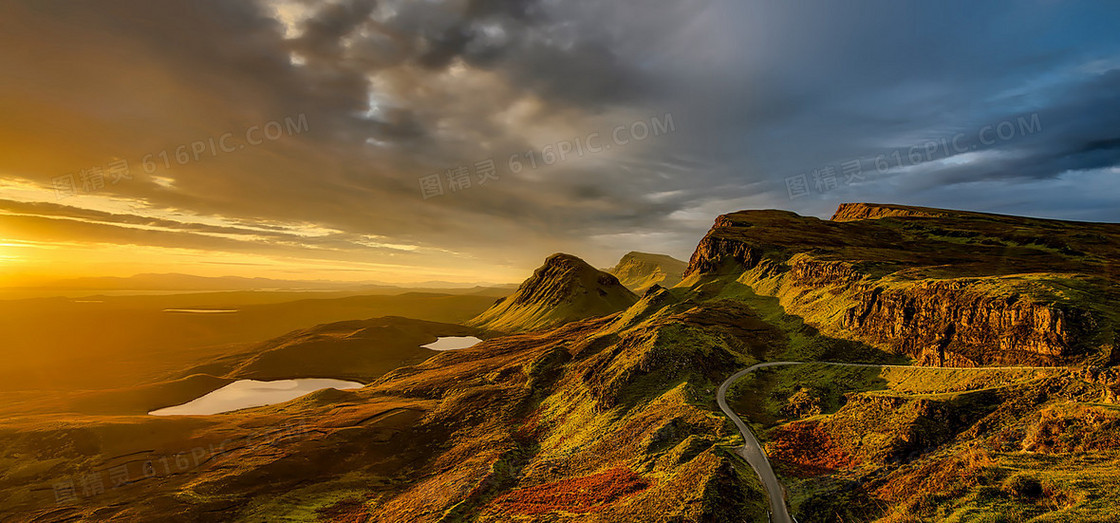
[[542, 252, 593, 268], [468, 253, 638, 332], [608, 252, 688, 292]]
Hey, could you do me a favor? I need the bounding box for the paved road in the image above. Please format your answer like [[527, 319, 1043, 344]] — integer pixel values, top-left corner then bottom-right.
[[717, 362, 801, 523], [716, 361, 1064, 522]]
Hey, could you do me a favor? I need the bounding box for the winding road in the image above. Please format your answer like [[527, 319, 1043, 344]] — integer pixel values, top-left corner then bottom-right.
[[716, 361, 1063, 522], [717, 362, 801, 523]]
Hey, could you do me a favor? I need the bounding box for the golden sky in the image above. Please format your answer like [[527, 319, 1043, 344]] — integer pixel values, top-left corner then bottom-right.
[[0, 1, 688, 286]]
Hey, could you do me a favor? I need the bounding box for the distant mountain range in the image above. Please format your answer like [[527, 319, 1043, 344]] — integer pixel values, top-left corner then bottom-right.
[[9, 253, 689, 297], [12, 273, 518, 292]]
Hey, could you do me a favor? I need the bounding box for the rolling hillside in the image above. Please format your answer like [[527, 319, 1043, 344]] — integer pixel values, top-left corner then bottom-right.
[[5, 204, 1120, 522]]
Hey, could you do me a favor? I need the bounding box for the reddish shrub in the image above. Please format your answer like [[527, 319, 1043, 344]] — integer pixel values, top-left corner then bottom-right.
[[492, 467, 650, 515], [767, 420, 856, 477]]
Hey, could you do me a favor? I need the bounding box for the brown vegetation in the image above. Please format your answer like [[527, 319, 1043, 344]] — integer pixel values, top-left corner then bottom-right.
[[766, 420, 856, 477], [492, 467, 650, 515]]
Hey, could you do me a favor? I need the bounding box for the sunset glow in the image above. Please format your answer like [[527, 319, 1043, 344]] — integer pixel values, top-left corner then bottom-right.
[[2, 2, 1120, 522]]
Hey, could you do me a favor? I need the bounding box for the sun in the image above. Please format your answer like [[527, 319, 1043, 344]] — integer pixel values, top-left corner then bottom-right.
[[0, 243, 22, 264]]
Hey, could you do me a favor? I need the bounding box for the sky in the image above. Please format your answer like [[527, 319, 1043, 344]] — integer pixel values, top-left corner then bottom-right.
[[1, 0, 1119, 285]]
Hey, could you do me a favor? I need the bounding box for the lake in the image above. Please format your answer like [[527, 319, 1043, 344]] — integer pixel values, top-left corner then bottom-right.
[[149, 378, 363, 416], [422, 336, 483, 350]]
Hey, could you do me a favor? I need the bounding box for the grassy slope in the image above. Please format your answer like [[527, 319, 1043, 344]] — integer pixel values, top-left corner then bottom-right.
[[1, 296, 777, 522], [727, 363, 1120, 522]]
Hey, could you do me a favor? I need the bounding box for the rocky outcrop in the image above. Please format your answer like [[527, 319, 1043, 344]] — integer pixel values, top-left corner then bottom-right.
[[841, 280, 1089, 366], [683, 210, 851, 278], [685, 234, 762, 277], [787, 256, 865, 287], [831, 202, 957, 222], [682, 204, 1120, 366]]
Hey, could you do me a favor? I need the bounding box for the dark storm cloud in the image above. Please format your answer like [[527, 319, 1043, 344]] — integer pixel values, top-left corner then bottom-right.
[[1, 0, 1118, 276], [293, 0, 380, 60], [641, 1, 1120, 230], [807, 64, 1120, 206]]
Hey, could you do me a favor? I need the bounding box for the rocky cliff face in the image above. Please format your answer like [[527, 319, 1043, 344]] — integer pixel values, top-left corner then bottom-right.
[[608, 251, 688, 292], [469, 253, 638, 333], [831, 202, 958, 221], [683, 204, 1120, 366], [840, 279, 1091, 366]]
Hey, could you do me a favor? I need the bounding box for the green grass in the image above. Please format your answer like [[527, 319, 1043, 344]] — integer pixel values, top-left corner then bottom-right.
[[729, 364, 1066, 431], [710, 278, 905, 364], [230, 475, 376, 521], [723, 361, 1120, 522]]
